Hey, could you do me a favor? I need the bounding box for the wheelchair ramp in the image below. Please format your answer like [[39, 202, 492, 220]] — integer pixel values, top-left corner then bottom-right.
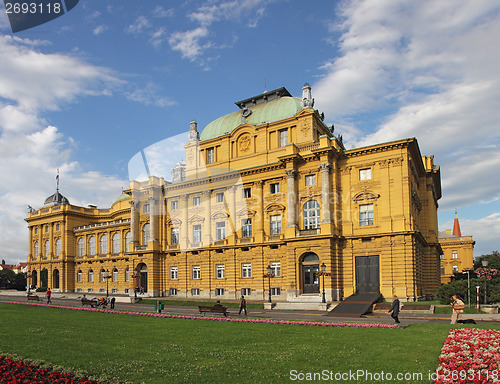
[[327, 292, 382, 317]]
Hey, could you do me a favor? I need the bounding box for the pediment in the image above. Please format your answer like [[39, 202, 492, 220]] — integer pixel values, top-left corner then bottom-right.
[[236, 208, 256, 217], [188, 215, 205, 223], [265, 203, 286, 213], [353, 191, 380, 202]]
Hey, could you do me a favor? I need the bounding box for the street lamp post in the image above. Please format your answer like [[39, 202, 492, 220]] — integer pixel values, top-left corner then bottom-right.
[[482, 258, 489, 305], [476, 285, 480, 311], [321, 263, 326, 304], [26, 272, 31, 295], [105, 269, 110, 298], [133, 269, 139, 299], [267, 265, 272, 304], [462, 270, 470, 308]]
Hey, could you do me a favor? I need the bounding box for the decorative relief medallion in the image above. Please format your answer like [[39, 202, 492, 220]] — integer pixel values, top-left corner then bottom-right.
[[239, 134, 251, 153]]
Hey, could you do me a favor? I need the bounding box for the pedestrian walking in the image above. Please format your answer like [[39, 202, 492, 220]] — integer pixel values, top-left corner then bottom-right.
[[386, 295, 401, 323], [46, 288, 52, 304], [108, 296, 116, 309], [450, 295, 465, 324], [238, 295, 247, 315]]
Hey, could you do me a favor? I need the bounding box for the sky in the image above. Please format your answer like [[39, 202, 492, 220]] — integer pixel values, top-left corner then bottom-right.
[[0, 0, 499, 264]]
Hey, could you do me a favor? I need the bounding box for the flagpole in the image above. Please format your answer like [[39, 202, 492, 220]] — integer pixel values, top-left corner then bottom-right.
[[56, 169, 60, 191]]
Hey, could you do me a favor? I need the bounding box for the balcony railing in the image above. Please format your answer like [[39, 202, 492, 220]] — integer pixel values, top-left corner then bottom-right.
[[296, 228, 320, 237]]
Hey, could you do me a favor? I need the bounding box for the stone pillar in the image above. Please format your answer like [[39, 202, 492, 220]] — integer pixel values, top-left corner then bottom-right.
[[254, 181, 264, 242], [148, 196, 157, 242], [285, 170, 297, 230], [180, 194, 189, 251], [319, 163, 331, 224], [203, 190, 212, 245], [129, 201, 138, 251], [228, 186, 237, 243]]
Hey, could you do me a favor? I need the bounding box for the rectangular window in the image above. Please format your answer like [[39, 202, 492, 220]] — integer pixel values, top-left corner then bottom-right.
[[191, 288, 200, 296], [171, 201, 178, 210], [279, 129, 288, 147], [216, 192, 224, 203], [243, 187, 251, 198], [440, 254, 444, 260], [271, 287, 281, 296], [56, 224, 60, 231], [34, 228, 38, 234], [452, 250, 458, 259], [171, 228, 179, 244], [169, 288, 177, 296], [76, 288, 82, 292], [193, 196, 201, 206], [270, 215, 282, 235], [192, 265, 200, 279], [125, 268, 130, 282], [270, 183, 280, 194], [270, 261, 281, 277], [359, 168, 372, 181], [359, 204, 374, 226], [207, 147, 215, 164], [242, 218, 252, 238], [87, 288, 93, 292], [143, 204, 150, 213], [305, 174, 316, 186], [216, 264, 225, 279], [216, 222, 226, 241], [124, 288, 129, 294], [111, 288, 118, 294], [193, 224, 202, 243], [241, 288, 251, 296], [170, 266, 178, 280], [45, 226, 49, 232], [215, 288, 225, 296], [242, 263, 251, 278], [99, 288, 105, 293]]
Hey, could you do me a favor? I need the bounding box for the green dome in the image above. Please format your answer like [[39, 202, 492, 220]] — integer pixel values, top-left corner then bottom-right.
[[113, 192, 130, 205], [200, 96, 302, 141]]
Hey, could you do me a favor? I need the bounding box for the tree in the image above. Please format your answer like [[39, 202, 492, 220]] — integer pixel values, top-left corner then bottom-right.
[[39, 268, 48, 290], [0, 269, 16, 288]]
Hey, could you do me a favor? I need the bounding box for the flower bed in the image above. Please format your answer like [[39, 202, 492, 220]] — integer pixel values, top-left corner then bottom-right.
[[0, 300, 407, 329], [435, 328, 500, 383], [0, 355, 98, 383]]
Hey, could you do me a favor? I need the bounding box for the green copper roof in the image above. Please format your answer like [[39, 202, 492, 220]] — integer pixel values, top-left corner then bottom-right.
[[113, 192, 130, 205], [200, 96, 302, 141]]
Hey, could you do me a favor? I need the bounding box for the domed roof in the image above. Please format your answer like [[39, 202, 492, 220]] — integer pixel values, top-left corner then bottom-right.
[[200, 96, 302, 141], [113, 192, 131, 205], [44, 190, 70, 206]]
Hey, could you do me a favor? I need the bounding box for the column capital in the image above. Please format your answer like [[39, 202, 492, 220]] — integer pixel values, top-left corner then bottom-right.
[[285, 169, 297, 179], [319, 163, 331, 173]]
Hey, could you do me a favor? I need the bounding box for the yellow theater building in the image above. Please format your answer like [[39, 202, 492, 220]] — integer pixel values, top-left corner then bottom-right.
[[439, 213, 475, 284], [26, 84, 442, 302]]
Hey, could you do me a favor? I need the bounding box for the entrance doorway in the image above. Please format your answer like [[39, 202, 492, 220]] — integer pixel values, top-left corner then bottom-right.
[[302, 253, 319, 293], [355, 256, 380, 293], [53, 269, 60, 289], [137, 263, 148, 293]]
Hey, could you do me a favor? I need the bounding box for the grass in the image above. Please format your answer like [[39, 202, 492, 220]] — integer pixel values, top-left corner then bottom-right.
[[139, 298, 264, 309], [434, 306, 485, 314], [1, 303, 498, 383]]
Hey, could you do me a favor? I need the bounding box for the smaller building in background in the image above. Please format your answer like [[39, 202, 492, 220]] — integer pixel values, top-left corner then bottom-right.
[[439, 212, 475, 284], [0, 262, 27, 274]]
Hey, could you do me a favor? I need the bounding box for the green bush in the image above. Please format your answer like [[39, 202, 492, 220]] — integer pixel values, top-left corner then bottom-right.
[[438, 278, 499, 304]]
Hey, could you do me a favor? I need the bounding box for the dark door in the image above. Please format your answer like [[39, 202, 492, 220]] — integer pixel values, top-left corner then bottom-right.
[[355, 256, 380, 293], [140, 273, 148, 293], [53, 269, 60, 289], [303, 265, 319, 293]]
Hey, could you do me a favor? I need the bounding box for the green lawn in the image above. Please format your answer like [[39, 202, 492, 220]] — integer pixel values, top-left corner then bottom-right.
[[1, 303, 497, 384], [140, 298, 264, 309]]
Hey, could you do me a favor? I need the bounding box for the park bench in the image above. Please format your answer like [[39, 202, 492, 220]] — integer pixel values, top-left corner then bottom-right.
[[27, 294, 41, 301], [81, 298, 98, 308], [198, 305, 229, 317]]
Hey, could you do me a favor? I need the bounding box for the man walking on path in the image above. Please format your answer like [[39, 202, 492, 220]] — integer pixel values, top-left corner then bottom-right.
[[46, 288, 52, 304], [386, 295, 401, 323], [239, 295, 247, 315]]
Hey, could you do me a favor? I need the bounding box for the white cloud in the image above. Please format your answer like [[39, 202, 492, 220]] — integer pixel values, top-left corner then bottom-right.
[[169, 27, 210, 61], [0, 36, 129, 264], [93, 25, 108, 35], [126, 16, 151, 34], [124, 82, 177, 108], [313, 0, 500, 215], [153, 6, 174, 18]]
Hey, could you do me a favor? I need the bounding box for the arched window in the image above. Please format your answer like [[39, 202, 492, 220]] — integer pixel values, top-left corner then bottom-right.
[[88, 269, 94, 282], [77, 270, 83, 283], [55, 239, 61, 257], [77, 238, 85, 256], [100, 234, 108, 255], [452, 265, 459, 274], [113, 268, 118, 282], [112, 233, 121, 253], [303, 200, 320, 230], [125, 232, 131, 252], [142, 224, 150, 245], [88, 236, 96, 255], [34, 242, 39, 258], [100, 269, 106, 282], [44, 240, 50, 256]]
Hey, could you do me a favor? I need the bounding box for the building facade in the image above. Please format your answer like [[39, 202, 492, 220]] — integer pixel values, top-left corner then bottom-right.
[[439, 213, 475, 284], [26, 84, 442, 302]]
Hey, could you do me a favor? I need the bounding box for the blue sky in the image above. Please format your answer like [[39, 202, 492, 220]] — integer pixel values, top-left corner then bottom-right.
[[1, 0, 499, 263]]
